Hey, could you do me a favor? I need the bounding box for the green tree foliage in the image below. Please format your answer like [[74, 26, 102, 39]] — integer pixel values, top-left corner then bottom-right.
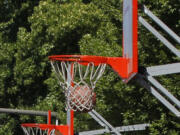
[[0, 0, 179, 134], [0, 0, 40, 41]]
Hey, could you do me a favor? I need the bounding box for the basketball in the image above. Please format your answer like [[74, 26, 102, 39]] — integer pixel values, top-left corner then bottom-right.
[[69, 85, 96, 112]]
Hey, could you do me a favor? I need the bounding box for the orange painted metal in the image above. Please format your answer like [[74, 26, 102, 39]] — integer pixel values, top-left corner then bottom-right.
[[48, 110, 51, 125], [22, 110, 70, 135], [70, 110, 74, 135], [133, 0, 138, 73], [49, 55, 136, 79], [21, 124, 69, 135], [107, 57, 129, 78]]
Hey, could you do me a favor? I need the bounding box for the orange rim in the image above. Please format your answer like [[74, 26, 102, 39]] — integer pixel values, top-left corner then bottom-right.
[[49, 55, 108, 65], [21, 123, 68, 130]]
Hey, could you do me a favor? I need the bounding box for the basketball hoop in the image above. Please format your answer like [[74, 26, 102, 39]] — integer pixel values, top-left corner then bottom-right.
[[49, 55, 107, 112], [21, 124, 54, 135], [49, 55, 134, 112], [21, 111, 69, 135], [21, 124, 68, 135]]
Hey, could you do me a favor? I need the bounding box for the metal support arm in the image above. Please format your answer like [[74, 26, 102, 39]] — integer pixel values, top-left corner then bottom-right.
[[88, 109, 122, 135], [139, 16, 180, 57], [143, 6, 180, 44], [136, 74, 180, 117], [79, 124, 150, 135], [146, 63, 180, 76], [147, 76, 180, 109], [0, 108, 57, 118]]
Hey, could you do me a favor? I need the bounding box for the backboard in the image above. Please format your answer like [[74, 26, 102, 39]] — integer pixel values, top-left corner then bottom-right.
[[122, 0, 138, 81]]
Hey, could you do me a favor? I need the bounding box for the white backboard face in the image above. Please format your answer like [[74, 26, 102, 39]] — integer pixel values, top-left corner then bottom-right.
[[123, 0, 138, 78]]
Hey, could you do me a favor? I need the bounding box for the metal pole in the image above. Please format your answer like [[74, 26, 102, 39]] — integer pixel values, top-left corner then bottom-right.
[[67, 63, 74, 135], [139, 16, 180, 57], [0, 108, 57, 117], [89, 109, 122, 135], [147, 76, 180, 109], [146, 63, 180, 76], [79, 124, 150, 135], [136, 74, 180, 117], [143, 6, 180, 44], [48, 110, 51, 124]]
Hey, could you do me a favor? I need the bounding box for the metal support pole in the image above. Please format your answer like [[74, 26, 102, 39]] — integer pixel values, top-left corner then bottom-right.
[[146, 63, 180, 76], [88, 109, 121, 135], [139, 16, 180, 57], [67, 63, 74, 135], [136, 74, 180, 117], [147, 76, 180, 109], [79, 124, 150, 135], [48, 110, 51, 124], [139, 5, 180, 118], [67, 109, 74, 135], [0, 108, 57, 117], [88, 111, 106, 128], [143, 6, 180, 44]]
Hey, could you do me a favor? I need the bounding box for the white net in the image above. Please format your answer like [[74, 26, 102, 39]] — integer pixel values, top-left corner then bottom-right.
[[21, 126, 55, 135], [50, 61, 106, 112]]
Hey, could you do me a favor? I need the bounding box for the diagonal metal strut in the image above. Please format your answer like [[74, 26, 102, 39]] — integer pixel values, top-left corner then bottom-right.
[[139, 16, 180, 57], [79, 123, 150, 135], [136, 74, 180, 117], [88, 109, 122, 135], [143, 6, 180, 44]]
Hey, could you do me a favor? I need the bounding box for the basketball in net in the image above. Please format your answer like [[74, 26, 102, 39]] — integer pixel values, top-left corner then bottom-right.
[[49, 55, 107, 112], [68, 85, 96, 112]]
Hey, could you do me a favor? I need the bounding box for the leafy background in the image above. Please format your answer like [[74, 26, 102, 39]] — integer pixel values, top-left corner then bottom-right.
[[0, 0, 180, 134]]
